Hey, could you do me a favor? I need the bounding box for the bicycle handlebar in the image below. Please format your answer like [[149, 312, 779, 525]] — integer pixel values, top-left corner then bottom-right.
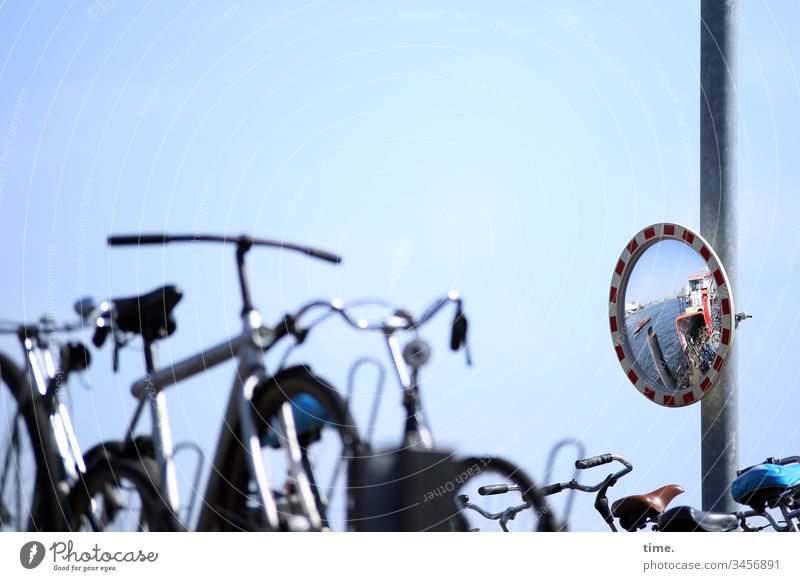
[[286, 292, 468, 352], [290, 298, 407, 334], [107, 233, 342, 264], [473, 454, 632, 501], [541, 454, 633, 494], [0, 317, 84, 336], [0, 316, 92, 375]]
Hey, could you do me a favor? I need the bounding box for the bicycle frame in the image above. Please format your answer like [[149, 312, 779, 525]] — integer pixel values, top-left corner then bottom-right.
[[125, 294, 458, 528], [737, 507, 793, 532], [106, 233, 342, 531], [127, 309, 284, 530]]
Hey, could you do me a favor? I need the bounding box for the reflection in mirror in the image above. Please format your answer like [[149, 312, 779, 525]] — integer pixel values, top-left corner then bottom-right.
[[624, 240, 722, 391]]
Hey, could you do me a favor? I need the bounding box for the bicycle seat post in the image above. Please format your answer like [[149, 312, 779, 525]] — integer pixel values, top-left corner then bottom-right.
[[125, 340, 156, 439], [140, 336, 180, 514], [143, 338, 158, 375]]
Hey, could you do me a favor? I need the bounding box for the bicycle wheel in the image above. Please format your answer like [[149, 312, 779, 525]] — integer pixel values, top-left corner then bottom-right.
[[0, 352, 63, 531], [450, 455, 557, 532], [212, 365, 363, 531], [68, 452, 180, 531]]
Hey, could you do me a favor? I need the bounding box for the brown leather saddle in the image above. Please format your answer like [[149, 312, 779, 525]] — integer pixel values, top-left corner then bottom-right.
[[611, 484, 685, 531]]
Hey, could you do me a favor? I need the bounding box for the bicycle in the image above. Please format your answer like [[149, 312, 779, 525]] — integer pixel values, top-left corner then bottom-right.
[[472, 453, 636, 531], [0, 311, 167, 531], [0, 316, 77, 531], [537, 453, 739, 532], [656, 455, 800, 533], [82, 233, 361, 532], [650, 456, 800, 533], [76, 232, 554, 532], [533, 453, 737, 532], [454, 458, 555, 532], [473, 452, 747, 532], [476, 451, 782, 532], [228, 294, 557, 531]]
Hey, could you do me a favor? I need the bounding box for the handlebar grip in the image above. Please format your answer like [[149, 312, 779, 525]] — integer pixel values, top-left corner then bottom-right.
[[576, 454, 613, 470], [540, 483, 564, 496], [305, 247, 342, 264], [478, 484, 509, 496], [107, 234, 169, 246]]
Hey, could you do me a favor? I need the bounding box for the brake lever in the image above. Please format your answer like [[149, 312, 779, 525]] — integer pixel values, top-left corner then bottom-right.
[[595, 475, 619, 532]]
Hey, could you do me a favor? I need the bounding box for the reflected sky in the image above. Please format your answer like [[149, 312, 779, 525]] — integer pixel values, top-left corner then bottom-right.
[[626, 240, 708, 305]]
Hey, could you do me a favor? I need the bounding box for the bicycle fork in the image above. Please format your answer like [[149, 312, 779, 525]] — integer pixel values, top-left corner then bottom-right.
[[25, 339, 86, 481]]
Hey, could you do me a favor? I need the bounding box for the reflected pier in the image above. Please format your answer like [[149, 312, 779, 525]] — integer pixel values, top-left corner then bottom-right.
[[646, 328, 677, 389]]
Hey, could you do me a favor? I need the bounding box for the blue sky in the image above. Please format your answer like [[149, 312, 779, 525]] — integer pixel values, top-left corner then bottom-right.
[[1, 1, 799, 531]]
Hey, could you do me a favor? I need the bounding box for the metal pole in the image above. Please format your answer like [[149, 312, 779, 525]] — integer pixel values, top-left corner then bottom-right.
[[700, 0, 739, 513]]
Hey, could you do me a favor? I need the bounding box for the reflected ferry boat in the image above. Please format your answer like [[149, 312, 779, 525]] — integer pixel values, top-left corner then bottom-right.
[[633, 315, 652, 336]]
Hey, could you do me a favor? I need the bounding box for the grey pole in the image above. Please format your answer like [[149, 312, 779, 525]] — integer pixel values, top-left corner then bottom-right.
[[700, 0, 739, 512]]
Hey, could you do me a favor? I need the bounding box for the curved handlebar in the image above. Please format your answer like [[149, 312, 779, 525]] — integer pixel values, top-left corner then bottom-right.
[[543, 454, 633, 494], [280, 293, 471, 366], [107, 233, 342, 264], [290, 298, 408, 334], [288, 292, 466, 339]]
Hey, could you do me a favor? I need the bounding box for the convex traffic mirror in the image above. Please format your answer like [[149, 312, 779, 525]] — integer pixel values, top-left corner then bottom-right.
[[609, 224, 735, 407]]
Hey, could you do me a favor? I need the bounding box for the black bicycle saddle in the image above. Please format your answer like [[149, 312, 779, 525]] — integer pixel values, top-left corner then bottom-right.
[[112, 285, 183, 342], [657, 505, 739, 532]]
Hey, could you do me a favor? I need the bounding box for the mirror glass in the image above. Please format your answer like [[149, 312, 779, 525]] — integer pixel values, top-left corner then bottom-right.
[[623, 240, 723, 390]]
